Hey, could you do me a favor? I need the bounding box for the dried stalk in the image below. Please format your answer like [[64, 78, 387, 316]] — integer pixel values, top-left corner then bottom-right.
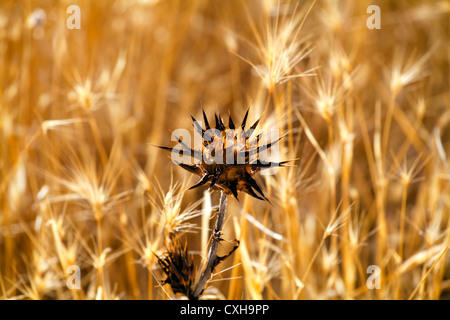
[[191, 191, 228, 299]]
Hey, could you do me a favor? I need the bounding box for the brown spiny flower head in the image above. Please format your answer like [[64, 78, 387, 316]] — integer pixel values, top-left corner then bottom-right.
[[154, 236, 239, 299], [155, 108, 293, 202], [154, 237, 197, 299]]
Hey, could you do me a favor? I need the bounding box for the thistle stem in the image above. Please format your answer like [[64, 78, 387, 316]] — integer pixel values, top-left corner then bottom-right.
[[192, 191, 228, 299]]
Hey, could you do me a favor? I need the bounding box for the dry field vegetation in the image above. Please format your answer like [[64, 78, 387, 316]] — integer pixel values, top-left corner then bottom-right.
[[1, 0, 449, 300]]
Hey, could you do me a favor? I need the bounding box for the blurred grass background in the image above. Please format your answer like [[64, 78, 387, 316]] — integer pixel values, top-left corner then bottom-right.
[[0, 0, 449, 299]]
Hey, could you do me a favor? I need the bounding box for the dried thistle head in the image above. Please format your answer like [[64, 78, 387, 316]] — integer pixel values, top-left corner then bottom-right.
[[154, 237, 197, 299], [155, 108, 294, 202], [154, 235, 239, 299]]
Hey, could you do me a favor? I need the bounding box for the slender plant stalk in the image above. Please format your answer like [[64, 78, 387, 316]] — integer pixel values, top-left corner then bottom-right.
[[261, 89, 273, 126], [408, 245, 450, 300], [394, 182, 408, 299], [148, 269, 153, 300], [326, 119, 339, 288], [286, 76, 294, 158], [95, 207, 105, 299], [88, 114, 108, 167], [301, 235, 326, 286], [340, 101, 355, 293], [192, 191, 228, 299]]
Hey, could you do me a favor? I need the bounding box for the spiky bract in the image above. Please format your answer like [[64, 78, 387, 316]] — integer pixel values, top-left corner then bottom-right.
[[156, 108, 293, 202]]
